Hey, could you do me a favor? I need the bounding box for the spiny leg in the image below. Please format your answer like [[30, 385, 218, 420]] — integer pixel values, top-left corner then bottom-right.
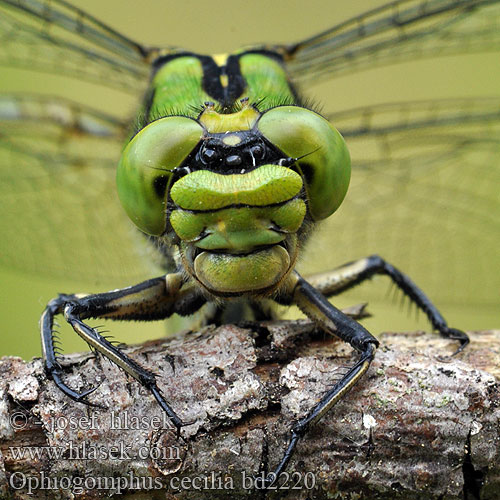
[[305, 254, 469, 353], [40, 274, 206, 432], [263, 272, 378, 488], [41, 294, 102, 404]]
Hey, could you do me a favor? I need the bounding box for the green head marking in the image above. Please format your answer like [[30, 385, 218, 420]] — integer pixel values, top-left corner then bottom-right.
[[257, 106, 351, 221], [150, 56, 212, 118], [192, 244, 294, 294], [116, 116, 203, 235], [170, 193, 306, 251], [170, 164, 303, 210], [237, 52, 294, 104]]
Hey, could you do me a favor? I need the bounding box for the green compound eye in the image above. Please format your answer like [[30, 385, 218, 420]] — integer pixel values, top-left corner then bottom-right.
[[257, 106, 351, 221], [117, 117, 204, 235]]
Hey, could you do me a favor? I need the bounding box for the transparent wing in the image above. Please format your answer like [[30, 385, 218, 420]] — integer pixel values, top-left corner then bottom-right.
[[0, 0, 155, 92], [303, 98, 500, 308], [0, 94, 160, 285], [281, 0, 500, 84]]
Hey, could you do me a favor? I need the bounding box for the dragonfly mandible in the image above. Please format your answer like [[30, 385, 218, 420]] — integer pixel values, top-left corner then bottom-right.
[[1, 0, 499, 490]]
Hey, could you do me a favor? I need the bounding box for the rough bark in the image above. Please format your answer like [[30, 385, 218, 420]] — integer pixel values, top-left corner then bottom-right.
[[0, 314, 498, 500]]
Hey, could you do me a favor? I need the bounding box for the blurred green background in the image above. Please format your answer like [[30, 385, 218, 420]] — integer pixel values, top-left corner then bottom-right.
[[1, 0, 499, 359]]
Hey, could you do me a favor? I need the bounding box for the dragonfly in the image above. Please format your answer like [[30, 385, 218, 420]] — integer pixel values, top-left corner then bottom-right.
[[1, 0, 499, 489]]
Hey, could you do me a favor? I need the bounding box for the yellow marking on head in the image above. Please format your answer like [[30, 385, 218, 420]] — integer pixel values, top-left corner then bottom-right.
[[213, 53, 229, 66], [216, 220, 227, 238], [220, 74, 229, 88], [199, 106, 261, 133], [222, 134, 241, 146]]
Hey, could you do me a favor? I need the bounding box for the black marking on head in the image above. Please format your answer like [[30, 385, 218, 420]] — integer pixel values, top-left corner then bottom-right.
[[224, 55, 246, 105], [170, 197, 299, 214], [192, 130, 284, 174], [141, 87, 156, 128], [200, 56, 224, 103], [226, 155, 242, 167], [150, 52, 231, 108], [153, 175, 169, 199], [150, 51, 196, 77], [200, 55, 246, 109], [239, 49, 285, 64], [200, 147, 219, 164], [297, 161, 315, 186], [149, 50, 304, 117]]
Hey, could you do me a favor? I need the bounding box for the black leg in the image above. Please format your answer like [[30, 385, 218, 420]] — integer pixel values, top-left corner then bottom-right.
[[263, 273, 378, 488], [305, 255, 469, 353], [40, 274, 206, 432]]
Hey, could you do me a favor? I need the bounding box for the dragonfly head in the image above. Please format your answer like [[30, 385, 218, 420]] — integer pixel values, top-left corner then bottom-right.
[[117, 105, 350, 296]]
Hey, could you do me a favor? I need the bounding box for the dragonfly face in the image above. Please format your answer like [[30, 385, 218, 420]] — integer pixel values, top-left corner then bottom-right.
[[117, 53, 350, 296]]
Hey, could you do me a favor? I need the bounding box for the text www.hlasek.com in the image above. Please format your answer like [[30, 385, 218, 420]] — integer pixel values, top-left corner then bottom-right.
[[8, 440, 179, 461], [10, 471, 317, 493]]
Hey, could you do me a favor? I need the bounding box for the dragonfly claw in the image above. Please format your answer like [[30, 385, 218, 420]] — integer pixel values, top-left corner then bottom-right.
[[442, 326, 470, 356], [49, 370, 105, 408]]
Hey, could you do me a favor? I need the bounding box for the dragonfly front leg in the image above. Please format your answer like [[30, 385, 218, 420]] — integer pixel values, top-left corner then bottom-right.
[[40, 273, 206, 431], [305, 255, 469, 354], [264, 272, 379, 487]]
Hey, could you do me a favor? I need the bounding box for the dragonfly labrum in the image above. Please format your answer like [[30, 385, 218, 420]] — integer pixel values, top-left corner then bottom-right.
[[1, 0, 499, 490]]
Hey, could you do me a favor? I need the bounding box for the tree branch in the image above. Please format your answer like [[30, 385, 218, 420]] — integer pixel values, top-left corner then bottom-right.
[[0, 315, 499, 499]]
